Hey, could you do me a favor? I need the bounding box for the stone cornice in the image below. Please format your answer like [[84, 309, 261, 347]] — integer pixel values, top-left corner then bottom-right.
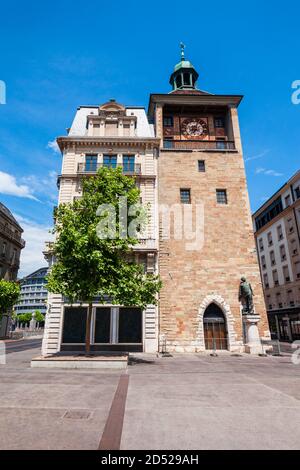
[[57, 136, 160, 152], [148, 93, 243, 116]]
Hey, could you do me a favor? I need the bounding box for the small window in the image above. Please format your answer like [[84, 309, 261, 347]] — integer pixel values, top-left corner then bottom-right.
[[283, 265, 290, 282], [259, 238, 264, 252], [180, 189, 191, 204], [270, 250, 276, 266], [280, 245, 286, 261], [267, 232, 273, 246], [216, 189, 228, 205], [287, 218, 294, 233], [103, 155, 117, 169], [277, 225, 283, 240], [163, 116, 173, 127], [216, 139, 226, 150], [214, 117, 225, 128], [285, 194, 291, 207], [123, 155, 135, 173], [272, 269, 279, 286], [163, 140, 173, 149], [263, 273, 269, 289], [85, 154, 98, 171], [198, 160, 205, 172]]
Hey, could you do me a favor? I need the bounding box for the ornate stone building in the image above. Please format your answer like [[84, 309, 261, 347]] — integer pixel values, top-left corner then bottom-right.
[[42, 100, 160, 355], [0, 202, 25, 281], [0, 202, 25, 338], [253, 170, 300, 342], [148, 48, 270, 352], [42, 48, 270, 356]]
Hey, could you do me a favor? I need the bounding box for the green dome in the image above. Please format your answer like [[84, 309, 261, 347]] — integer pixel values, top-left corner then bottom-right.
[[174, 60, 195, 72]]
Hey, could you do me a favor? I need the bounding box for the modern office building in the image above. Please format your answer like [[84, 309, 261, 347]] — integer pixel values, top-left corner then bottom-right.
[[42, 48, 270, 356], [253, 170, 300, 341], [0, 202, 25, 281], [14, 267, 48, 316]]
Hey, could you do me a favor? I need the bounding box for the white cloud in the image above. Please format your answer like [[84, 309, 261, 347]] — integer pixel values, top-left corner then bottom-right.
[[245, 149, 270, 163], [47, 139, 60, 154], [21, 171, 58, 202], [14, 214, 54, 278], [0, 171, 39, 200], [255, 167, 284, 177]]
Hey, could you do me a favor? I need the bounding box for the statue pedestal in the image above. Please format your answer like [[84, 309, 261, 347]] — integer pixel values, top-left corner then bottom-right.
[[243, 314, 262, 355]]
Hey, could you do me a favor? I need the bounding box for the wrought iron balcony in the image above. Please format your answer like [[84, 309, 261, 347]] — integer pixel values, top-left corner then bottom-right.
[[77, 162, 142, 175], [0, 221, 25, 248], [163, 139, 236, 151]]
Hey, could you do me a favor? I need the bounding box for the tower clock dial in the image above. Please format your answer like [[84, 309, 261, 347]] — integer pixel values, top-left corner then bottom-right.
[[181, 118, 208, 138]]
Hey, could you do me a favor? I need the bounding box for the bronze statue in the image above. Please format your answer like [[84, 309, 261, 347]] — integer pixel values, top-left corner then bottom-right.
[[239, 277, 254, 314]]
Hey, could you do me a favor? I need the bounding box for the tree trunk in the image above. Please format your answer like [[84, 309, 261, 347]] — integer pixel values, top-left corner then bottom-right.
[[85, 302, 93, 356]]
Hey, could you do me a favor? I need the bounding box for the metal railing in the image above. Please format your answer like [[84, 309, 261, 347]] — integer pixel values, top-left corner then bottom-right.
[[0, 221, 25, 247], [77, 162, 142, 175], [163, 140, 236, 151]]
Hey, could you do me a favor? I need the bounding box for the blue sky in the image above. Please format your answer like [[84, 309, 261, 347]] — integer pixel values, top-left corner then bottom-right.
[[0, 0, 299, 277]]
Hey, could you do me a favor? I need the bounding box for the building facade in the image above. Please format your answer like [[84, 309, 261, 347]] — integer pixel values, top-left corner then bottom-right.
[[42, 49, 270, 356], [14, 267, 48, 316], [0, 202, 25, 281], [148, 50, 270, 353], [253, 171, 300, 342], [42, 100, 160, 355]]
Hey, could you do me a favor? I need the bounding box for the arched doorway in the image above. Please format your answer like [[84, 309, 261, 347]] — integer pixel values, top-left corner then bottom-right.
[[203, 303, 228, 350]]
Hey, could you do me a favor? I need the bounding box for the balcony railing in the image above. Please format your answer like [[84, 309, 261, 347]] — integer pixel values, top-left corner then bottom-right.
[[0, 221, 26, 247], [163, 140, 236, 151], [77, 163, 142, 175]]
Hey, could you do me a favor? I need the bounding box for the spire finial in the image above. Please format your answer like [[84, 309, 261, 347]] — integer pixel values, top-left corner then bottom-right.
[[180, 42, 185, 61]]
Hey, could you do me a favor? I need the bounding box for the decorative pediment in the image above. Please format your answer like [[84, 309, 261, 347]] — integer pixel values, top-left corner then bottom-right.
[[98, 99, 126, 116]]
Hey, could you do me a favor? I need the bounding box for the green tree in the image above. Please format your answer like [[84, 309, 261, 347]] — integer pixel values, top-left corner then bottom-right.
[[0, 280, 20, 319], [33, 310, 44, 323], [18, 313, 32, 324], [47, 167, 161, 355]]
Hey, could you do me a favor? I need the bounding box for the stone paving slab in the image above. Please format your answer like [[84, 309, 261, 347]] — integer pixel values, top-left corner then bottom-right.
[[1, 344, 300, 450]]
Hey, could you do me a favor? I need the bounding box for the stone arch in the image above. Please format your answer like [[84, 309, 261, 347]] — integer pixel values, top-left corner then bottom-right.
[[197, 294, 240, 352]]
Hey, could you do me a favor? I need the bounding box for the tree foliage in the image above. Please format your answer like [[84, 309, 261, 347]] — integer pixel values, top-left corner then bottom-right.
[[0, 280, 20, 317], [46, 167, 162, 352]]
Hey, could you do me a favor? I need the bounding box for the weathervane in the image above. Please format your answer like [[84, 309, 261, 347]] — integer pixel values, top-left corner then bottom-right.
[[180, 42, 185, 60]]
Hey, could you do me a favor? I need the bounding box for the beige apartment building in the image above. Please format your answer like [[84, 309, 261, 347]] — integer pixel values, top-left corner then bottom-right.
[[253, 170, 300, 342], [42, 100, 160, 355]]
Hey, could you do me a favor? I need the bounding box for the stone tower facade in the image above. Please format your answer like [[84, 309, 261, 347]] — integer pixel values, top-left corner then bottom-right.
[[148, 50, 270, 352]]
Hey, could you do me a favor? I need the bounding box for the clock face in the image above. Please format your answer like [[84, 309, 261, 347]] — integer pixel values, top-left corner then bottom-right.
[[181, 118, 208, 138]]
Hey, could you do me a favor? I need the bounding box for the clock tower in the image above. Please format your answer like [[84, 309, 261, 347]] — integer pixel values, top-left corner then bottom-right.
[[148, 46, 270, 353]]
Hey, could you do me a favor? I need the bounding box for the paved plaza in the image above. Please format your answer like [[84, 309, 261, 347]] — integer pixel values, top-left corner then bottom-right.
[[1, 339, 300, 450]]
